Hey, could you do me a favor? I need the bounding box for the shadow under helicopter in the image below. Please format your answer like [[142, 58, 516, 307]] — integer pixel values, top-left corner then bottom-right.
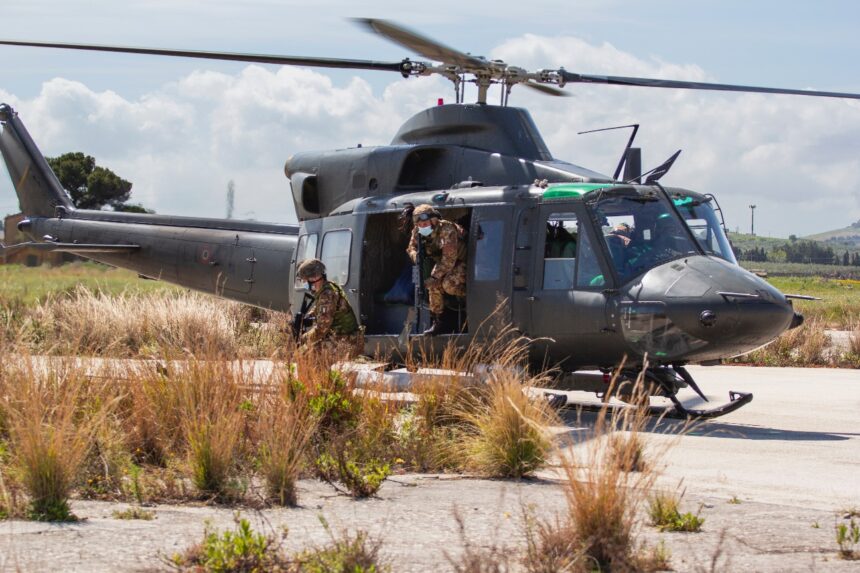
[[556, 408, 854, 444]]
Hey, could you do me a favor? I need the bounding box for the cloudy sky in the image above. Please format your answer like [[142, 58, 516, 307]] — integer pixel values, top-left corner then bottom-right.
[[1, 0, 859, 237]]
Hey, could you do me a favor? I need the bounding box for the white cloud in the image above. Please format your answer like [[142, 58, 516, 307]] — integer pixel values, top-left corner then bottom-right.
[[2, 32, 859, 236]]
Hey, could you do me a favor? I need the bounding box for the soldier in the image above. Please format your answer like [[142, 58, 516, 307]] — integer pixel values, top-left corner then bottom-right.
[[406, 204, 467, 335], [295, 258, 361, 354]]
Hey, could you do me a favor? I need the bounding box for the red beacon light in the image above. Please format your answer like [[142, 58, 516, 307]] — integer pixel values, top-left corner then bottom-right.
[[437, 98, 444, 106]]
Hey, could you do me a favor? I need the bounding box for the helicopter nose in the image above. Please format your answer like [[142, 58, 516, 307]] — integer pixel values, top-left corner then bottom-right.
[[618, 256, 795, 362]]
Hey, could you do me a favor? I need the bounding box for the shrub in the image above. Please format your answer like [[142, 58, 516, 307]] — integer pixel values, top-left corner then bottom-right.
[[172, 515, 291, 572]]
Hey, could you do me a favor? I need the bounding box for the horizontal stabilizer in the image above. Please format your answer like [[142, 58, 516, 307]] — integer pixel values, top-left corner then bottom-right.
[[0, 241, 139, 255]]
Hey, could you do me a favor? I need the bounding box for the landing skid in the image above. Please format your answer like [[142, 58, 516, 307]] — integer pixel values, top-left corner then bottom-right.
[[558, 390, 753, 421], [547, 365, 754, 421]]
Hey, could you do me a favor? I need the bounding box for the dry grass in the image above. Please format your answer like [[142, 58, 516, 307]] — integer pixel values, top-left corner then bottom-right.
[[546, 369, 679, 572], [16, 287, 291, 358], [0, 358, 116, 520], [456, 373, 556, 478], [737, 318, 831, 366], [174, 360, 250, 501], [256, 373, 317, 506]]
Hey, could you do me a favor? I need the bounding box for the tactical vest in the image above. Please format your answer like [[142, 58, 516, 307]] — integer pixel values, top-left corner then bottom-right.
[[318, 281, 358, 335]]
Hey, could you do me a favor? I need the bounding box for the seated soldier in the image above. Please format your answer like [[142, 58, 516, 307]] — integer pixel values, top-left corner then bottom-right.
[[296, 258, 361, 355]]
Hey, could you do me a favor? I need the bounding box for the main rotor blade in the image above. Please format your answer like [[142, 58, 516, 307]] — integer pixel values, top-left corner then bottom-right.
[[0, 39, 408, 73], [523, 81, 571, 97], [560, 71, 860, 100], [355, 18, 487, 70]]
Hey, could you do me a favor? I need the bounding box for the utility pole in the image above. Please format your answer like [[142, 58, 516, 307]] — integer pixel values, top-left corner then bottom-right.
[[226, 180, 235, 219], [749, 204, 756, 236]]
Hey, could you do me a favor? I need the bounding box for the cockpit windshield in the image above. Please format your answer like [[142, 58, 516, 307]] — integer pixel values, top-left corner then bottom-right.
[[588, 191, 701, 284], [672, 196, 738, 264]]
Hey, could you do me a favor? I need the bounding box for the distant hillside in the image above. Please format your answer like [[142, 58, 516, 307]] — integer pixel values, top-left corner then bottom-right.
[[805, 220, 860, 248]]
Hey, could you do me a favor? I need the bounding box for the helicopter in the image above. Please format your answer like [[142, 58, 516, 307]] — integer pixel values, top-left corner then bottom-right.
[[2, 19, 857, 419]]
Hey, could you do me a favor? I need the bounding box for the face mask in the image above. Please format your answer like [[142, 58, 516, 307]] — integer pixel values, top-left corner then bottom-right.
[[418, 226, 433, 237]]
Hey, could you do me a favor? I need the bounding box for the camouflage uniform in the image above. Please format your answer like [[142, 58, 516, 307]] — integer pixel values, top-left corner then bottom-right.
[[407, 217, 467, 315], [302, 280, 361, 354], [296, 258, 362, 356]]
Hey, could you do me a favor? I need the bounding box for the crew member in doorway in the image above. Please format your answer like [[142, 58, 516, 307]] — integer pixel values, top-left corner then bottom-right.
[[406, 204, 467, 335], [296, 258, 361, 354]]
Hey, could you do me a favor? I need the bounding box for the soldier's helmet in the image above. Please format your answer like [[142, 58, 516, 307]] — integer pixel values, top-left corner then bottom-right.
[[297, 258, 326, 280], [412, 204, 441, 224]]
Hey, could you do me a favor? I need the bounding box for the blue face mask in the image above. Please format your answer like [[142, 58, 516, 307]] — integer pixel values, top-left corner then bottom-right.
[[418, 226, 433, 237]]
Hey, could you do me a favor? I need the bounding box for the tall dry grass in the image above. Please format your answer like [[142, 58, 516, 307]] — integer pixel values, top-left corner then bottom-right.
[[17, 287, 291, 358], [0, 357, 116, 520], [173, 360, 251, 500], [738, 318, 831, 366], [537, 371, 678, 571], [256, 374, 317, 506]]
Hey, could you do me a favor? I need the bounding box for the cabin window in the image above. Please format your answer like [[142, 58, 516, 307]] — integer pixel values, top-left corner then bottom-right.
[[293, 233, 318, 290], [321, 229, 352, 286], [543, 212, 578, 289], [474, 220, 503, 281]]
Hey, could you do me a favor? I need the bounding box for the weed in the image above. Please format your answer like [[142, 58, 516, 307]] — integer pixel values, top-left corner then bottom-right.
[[647, 491, 704, 533], [171, 514, 292, 572], [813, 521, 820, 529], [112, 506, 155, 520], [297, 516, 388, 573], [835, 517, 860, 560], [315, 452, 390, 498], [727, 495, 741, 504]]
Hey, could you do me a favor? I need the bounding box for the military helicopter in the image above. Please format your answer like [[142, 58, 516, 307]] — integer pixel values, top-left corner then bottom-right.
[[2, 19, 857, 419]]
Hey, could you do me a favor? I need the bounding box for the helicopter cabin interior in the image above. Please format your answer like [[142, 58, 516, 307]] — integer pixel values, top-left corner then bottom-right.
[[360, 206, 472, 335]]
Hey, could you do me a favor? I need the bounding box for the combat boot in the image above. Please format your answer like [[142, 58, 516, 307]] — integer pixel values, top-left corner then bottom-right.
[[422, 314, 443, 336]]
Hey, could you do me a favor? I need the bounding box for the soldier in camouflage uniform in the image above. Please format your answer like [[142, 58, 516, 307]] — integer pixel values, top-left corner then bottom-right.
[[296, 258, 361, 355], [406, 204, 467, 335]]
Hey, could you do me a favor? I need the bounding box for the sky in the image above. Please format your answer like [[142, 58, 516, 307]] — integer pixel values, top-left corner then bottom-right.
[[1, 0, 859, 238]]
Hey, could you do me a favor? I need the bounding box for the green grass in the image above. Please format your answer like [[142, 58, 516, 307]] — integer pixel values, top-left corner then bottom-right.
[[767, 276, 860, 328], [0, 261, 179, 306]]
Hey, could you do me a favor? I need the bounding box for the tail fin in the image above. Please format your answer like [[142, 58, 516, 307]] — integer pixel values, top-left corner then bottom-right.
[[0, 104, 73, 217]]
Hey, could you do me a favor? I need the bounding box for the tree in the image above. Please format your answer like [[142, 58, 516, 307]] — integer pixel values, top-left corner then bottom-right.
[[46, 152, 145, 211]]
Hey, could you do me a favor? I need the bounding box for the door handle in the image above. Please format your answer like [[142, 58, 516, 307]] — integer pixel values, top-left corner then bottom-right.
[[527, 296, 537, 302]]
